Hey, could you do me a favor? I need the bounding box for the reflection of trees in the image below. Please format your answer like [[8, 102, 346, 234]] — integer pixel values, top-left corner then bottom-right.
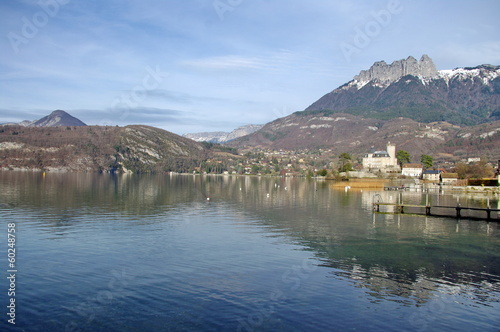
[[0, 172, 201, 217], [2, 172, 499, 306]]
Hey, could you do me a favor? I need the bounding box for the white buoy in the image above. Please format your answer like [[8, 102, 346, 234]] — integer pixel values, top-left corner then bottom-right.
[[266, 193, 270, 197], [207, 197, 210, 201]]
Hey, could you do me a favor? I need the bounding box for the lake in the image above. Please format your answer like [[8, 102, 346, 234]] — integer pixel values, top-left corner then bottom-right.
[[1, 172, 499, 331]]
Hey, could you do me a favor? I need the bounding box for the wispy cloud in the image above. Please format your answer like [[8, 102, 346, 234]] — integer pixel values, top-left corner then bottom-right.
[[78, 107, 192, 126], [181, 55, 267, 71]]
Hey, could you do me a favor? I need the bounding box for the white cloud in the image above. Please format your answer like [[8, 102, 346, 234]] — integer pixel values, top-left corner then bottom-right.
[[181, 55, 266, 71]]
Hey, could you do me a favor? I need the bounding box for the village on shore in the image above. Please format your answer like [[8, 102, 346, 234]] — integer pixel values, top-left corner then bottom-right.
[[199, 142, 500, 191]]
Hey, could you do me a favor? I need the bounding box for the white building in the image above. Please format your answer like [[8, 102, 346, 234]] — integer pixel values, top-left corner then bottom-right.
[[402, 163, 423, 177], [362, 143, 399, 171]]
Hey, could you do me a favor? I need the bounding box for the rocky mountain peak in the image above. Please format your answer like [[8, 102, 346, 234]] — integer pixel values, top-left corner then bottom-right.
[[353, 54, 438, 84]]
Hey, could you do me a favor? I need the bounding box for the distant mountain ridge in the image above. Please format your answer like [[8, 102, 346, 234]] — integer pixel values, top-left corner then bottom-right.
[[184, 124, 263, 143], [304, 55, 499, 125]]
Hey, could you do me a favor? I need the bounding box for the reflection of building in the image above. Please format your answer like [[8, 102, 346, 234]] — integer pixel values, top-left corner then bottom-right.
[[422, 170, 441, 182], [402, 163, 423, 177], [440, 173, 458, 185], [362, 143, 399, 171]]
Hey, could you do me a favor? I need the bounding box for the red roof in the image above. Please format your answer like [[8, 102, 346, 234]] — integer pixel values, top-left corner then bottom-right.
[[402, 163, 422, 168]]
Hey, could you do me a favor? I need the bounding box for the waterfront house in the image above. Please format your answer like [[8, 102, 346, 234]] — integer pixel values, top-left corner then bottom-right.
[[401, 163, 423, 177]]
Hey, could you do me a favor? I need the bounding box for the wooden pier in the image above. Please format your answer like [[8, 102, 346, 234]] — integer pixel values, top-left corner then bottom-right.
[[383, 186, 409, 191], [372, 194, 500, 221]]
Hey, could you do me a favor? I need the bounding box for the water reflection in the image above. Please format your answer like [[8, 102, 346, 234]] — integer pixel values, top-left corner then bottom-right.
[[1, 172, 499, 310]]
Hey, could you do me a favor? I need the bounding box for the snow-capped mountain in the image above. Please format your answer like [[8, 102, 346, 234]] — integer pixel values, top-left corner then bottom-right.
[[227, 55, 499, 159], [184, 124, 263, 143], [306, 55, 499, 125]]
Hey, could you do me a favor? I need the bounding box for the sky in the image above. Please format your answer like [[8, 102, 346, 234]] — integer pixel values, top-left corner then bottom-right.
[[1, 0, 499, 135]]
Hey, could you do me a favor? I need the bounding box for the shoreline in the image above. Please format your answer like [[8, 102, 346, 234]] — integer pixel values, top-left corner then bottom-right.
[[1, 169, 498, 194]]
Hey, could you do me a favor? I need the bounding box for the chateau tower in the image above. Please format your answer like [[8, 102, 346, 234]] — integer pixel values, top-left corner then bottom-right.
[[387, 142, 396, 165]]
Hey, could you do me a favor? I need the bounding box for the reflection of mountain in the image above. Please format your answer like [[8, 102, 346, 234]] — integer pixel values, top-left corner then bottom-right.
[[2, 172, 499, 306]]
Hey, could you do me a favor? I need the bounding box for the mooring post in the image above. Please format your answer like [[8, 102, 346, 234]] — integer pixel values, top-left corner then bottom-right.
[[456, 197, 461, 218], [486, 198, 491, 220], [425, 193, 430, 215]]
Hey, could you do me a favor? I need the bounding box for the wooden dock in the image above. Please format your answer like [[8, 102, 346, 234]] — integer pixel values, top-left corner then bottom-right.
[[383, 186, 409, 191], [373, 202, 500, 220], [372, 194, 500, 221]]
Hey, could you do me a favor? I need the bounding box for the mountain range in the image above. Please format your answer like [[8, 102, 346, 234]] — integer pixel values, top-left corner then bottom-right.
[[1, 55, 499, 171], [228, 55, 500, 160], [183, 124, 263, 143]]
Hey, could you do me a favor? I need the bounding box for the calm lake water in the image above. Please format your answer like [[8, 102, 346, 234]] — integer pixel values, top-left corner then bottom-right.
[[1, 172, 499, 331]]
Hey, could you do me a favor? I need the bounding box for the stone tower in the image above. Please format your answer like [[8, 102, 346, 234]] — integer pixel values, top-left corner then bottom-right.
[[387, 143, 397, 167]]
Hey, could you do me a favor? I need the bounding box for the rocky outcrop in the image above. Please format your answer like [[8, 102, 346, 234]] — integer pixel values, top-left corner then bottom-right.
[[226, 124, 263, 141], [354, 55, 438, 83]]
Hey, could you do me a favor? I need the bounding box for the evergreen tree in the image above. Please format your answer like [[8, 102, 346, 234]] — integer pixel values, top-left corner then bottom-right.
[[396, 150, 411, 167], [338, 152, 353, 172], [420, 154, 433, 169]]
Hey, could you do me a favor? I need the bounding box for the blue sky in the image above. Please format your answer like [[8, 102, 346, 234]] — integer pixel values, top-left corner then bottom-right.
[[1, 0, 499, 134]]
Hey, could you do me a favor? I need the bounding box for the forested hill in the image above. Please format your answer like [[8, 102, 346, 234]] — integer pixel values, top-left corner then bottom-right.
[[0, 125, 207, 173]]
